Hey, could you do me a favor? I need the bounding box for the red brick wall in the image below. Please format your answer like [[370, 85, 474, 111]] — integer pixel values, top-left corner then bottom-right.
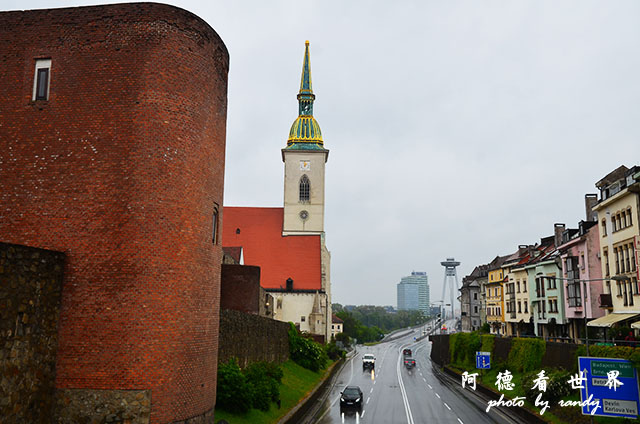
[[220, 264, 262, 314], [0, 4, 228, 423]]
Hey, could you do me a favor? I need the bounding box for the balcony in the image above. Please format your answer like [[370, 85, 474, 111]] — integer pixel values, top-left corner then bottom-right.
[[599, 293, 613, 308]]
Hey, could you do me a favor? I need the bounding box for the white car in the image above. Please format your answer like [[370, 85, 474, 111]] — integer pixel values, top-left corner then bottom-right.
[[362, 354, 375, 370]]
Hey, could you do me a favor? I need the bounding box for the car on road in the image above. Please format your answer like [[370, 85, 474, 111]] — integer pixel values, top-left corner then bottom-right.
[[340, 386, 363, 410], [402, 348, 412, 356], [404, 357, 416, 369], [362, 353, 375, 370]]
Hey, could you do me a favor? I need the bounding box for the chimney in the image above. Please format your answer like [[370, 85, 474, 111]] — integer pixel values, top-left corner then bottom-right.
[[585, 194, 598, 222], [554, 223, 565, 247], [286, 278, 293, 291]]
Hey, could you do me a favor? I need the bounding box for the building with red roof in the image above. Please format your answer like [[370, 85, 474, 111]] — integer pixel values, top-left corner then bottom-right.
[[221, 42, 332, 341]]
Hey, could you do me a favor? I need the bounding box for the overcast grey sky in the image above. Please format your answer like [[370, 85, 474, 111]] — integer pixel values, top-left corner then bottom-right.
[[7, 1, 640, 307]]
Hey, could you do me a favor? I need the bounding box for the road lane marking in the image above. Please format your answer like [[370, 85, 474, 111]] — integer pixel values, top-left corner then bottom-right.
[[422, 377, 426, 382], [435, 393, 441, 399], [427, 384, 432, 389], [397, 345, 415, 424], [370, 387, 373, 393], [458, 419, 464, 424], [444, 402, 451, 410], [316, 351, 359, 422], [361, 410, 366, 418], [366, 397, 370, 404]]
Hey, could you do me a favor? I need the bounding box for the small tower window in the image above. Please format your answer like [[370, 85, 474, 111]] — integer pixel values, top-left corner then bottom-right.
[[212, 205, 219, 244], [299, 174, 310, 203], [33, 59, 51, 101]]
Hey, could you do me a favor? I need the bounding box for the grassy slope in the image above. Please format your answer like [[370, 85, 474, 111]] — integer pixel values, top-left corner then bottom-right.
[[214, 360, 334, 424]]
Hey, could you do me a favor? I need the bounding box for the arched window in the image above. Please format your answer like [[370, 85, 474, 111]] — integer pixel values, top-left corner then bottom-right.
[[299, 175, 310, 203]]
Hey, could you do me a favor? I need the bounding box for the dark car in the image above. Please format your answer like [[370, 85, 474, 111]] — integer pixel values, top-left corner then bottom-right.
[[404, 357, 416, 368], [340, 386, 363, 410], [403, 348, 412, 356]]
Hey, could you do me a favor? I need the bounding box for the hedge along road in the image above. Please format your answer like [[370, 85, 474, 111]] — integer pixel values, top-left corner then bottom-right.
[[315, 328, 516, 423]]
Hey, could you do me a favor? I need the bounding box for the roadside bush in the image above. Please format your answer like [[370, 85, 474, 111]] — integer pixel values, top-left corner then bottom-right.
[[217, 359, 284, 413], [507, 337, 545, 373], [325, 339, 345, 361], [244, 361, 283, 411], [480, 334, 495, 354], [522, 368, 572, 404], [575, 344, 640, 370], [216, 358, 252, 413], [335, 332, 351, 348], [450, 332, 481, 368], [288, 323, 328, 372]]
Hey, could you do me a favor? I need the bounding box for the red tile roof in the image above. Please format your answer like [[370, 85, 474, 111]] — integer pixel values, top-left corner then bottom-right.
[[221, 207, 322, 290]]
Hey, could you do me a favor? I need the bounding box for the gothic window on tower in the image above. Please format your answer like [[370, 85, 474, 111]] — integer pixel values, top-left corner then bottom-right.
[[299, 174, 310, 203]]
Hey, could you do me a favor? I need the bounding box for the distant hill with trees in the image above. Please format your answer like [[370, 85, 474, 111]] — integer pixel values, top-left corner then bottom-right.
[[333, 304, 428, 343]]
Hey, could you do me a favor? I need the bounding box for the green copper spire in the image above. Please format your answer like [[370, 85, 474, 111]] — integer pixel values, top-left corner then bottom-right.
[[286, 41, 324, 148], [297, 40, 315, 117]]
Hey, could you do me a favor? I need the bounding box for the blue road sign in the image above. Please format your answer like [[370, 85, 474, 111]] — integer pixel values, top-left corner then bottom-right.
[[476, 351, 490, 369], [578, 356, 640, 418]]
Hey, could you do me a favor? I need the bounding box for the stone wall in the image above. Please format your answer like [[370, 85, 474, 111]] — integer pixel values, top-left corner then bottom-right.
[[431, 334, 580, 371], [218, 309, 290, 367], [55, 389, 151, 424], [0, 242, 65, 424], [428, 334, 450, 366]]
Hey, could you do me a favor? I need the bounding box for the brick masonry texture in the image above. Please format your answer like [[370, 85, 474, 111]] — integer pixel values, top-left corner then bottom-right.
[[0, 242, 65, 424], [218, 309, 290, 367], [0, 3, 229, 423], [220, 264, 262, 314]]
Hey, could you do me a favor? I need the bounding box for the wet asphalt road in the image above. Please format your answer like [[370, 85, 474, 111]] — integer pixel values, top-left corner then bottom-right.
[[314, 325, 513, 424]]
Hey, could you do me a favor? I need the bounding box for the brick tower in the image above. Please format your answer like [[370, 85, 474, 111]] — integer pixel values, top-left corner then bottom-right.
[[0, 4, 228, 423]]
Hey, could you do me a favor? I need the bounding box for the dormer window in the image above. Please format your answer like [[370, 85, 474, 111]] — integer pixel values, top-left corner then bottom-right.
[[33, 59, 51, 101]]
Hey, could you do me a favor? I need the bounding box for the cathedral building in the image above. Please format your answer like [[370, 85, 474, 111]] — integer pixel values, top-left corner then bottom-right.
[[222, 41, 332, 342]]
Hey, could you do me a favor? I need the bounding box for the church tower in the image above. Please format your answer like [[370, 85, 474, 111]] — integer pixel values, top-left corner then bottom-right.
[[282, 41, 329, 235]]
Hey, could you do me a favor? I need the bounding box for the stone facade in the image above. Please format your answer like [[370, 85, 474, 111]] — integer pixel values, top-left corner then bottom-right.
[[0, 242, 65, 424], [0, 4, 229, 423], [55, 389, 151, 424], [218, 309, 290, 367]]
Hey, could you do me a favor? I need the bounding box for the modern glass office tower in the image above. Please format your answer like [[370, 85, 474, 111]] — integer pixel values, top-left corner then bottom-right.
[[397, 272, 429, 314]]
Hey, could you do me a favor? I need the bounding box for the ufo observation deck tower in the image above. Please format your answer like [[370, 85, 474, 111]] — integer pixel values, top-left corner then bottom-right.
[[440, 257, 460, 320]]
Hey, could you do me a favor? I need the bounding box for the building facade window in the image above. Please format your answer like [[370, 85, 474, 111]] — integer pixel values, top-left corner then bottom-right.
[[299, 174, 310, 203], [33, 58, 51, 101]]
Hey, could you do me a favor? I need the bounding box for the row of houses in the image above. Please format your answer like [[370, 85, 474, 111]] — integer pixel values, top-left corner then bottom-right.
[[460, 165, 640, 342]]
